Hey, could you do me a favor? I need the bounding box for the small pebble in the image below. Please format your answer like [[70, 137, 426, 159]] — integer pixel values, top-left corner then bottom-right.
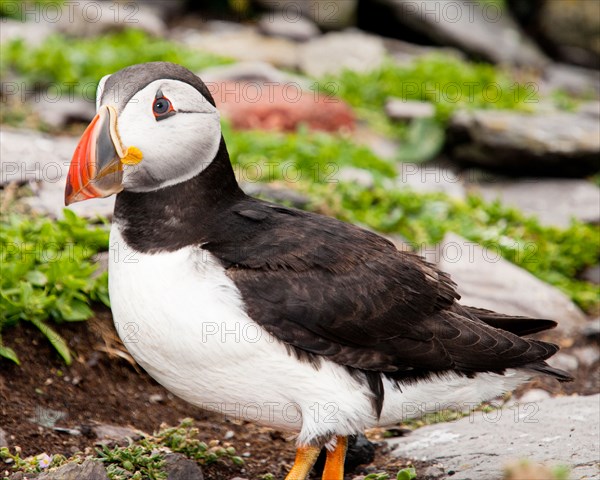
[[518, 389, 551, 404], [581, 318, 600, 340], [149, 393, 164, 403], [548, 352, 579, 371], [224, 430, 235, 440]]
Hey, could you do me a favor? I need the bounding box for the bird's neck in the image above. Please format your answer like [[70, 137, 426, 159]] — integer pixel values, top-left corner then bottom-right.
[[113, 139, 245, 253]]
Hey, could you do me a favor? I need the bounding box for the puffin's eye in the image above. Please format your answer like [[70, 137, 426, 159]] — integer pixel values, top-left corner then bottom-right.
[[153, 96, 175, 120]]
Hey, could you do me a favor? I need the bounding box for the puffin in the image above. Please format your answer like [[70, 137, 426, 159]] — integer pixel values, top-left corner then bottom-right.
[[65, 62, 572, 480]]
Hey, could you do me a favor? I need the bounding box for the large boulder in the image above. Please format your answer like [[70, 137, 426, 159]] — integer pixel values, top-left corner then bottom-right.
[[508, 0, 600, 69], [388, 394, 600, 480], [427, 233, 587, 334], [253, 0, 358, 30], [297, 30, 386, 77], [447, 109, 600, 177], [57, 0, 167, 37], [172, 23, 299, 69], [0, 128, 114, 219], [363, 0, 547, 67], [470, 179, 600, 228]]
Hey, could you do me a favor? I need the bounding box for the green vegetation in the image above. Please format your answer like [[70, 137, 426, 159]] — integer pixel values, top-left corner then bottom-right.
[[320, 55, 537, 123], [0, 0, 63, 20], [364, 467, 417, 480], [0, 210, 110, 364], [0, 29, 231, 93], [317, 55, 538, 163], [223, 122, 396, 182], [0, 419, 243, 479]]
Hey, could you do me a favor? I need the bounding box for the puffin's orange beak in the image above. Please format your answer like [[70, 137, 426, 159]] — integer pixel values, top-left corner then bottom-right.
[[65, 105, 142, 205]]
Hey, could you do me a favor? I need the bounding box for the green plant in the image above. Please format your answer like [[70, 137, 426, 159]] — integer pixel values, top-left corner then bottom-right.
[[364, 468, 417, 480], [0, 210, 110, 364], [0, 29, 231, 93], [320, 55, 537, 123], [0, 0, 63, 19], [223, 122, 397, 183], [97, 419, 242, 479], [2, 419, 243, 479]]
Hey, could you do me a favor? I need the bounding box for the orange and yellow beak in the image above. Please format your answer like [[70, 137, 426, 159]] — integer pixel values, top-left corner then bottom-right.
[[65, 105, 143, 205]]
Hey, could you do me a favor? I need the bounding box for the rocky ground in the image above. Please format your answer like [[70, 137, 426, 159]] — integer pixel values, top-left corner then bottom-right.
[[1, 1, 599, 479]]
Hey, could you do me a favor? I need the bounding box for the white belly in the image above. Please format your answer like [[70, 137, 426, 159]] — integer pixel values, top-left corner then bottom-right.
[[108, 224, 530, 445]]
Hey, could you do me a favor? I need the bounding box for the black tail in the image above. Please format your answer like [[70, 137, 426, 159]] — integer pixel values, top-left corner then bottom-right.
[[465, 306, 558, 336], [525, 361, 574, 382], [464, 306, 574, 382]]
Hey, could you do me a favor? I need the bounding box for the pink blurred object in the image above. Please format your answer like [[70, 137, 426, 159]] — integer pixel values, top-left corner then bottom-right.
[[210, 81, 355, 132]]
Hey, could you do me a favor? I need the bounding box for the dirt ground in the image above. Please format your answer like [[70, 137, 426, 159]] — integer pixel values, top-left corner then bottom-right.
[[1, 309, 596, 479], [0, 310, 432, 479]]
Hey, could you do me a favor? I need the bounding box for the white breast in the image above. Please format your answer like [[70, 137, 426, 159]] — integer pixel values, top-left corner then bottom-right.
[[108, 224, 531, 445]]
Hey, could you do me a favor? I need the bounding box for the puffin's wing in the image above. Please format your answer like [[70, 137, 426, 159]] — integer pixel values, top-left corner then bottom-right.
[[203, 200, 560, 378]]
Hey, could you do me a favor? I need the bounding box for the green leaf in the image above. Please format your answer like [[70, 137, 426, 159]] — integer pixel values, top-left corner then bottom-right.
[[29, 318, 72, 365], [0, 344, 20, 364], [56, 296, 93, 321], [25, 270, 48, 286], [397, 467, 417, 480]]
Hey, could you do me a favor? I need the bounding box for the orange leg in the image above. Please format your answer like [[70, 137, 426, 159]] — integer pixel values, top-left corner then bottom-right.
[[321, 436, 348, 480], [285, 445, 321, 480]]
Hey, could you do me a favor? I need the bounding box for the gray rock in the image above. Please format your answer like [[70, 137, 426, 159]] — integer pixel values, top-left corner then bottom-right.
[[352, 126, 399, 160], [376, 0, 547, 67], [0, 18, 56, 47], [298, 30, 386, 77], [536, 0, 600, 69], [422, 464, 447, 478], [337, 167, 375, 188], [58, 0, 166, 37], [429, 233, 587, 334], [581, 264, 600, 285], [28, 97, 96, 129], [93, 424, 143, 445], [385, 98, 435, 121], [0, 128, 76, 186], [448, 109, 600, 176], [9, 458, 109, 480], [172, 24, 299, 69], [542, 63, 600, 97], [396, 164, 466, 200], [388, 394, 600, 480], [258, 12, 320, 42], [0, 128, 115, 219], [254, 0, 357, 30], [383, 37, 466, 65], [26, 178, 116, 220], [470, 179, 600, 228], [164, 453, 204, 480], [199, 61, 312, 90], [581, 318, 600, 340], [0, 427, 8, 447]]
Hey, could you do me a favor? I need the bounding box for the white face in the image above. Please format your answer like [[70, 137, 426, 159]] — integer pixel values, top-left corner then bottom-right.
[[97, 78, 221, 192]]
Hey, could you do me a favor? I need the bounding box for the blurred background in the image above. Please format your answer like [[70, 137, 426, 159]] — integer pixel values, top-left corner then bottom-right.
[[0, 1, 599, 479]]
